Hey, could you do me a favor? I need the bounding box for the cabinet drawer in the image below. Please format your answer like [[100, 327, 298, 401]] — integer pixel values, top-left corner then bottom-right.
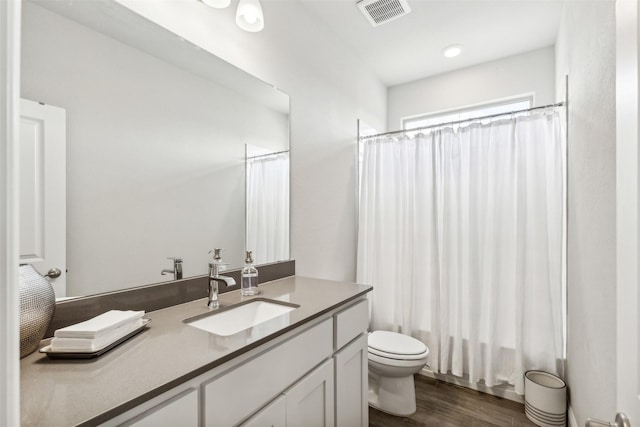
[[204, 318, 333, 426], [123, 388, 198, 427], [334, 299, 368, 350]]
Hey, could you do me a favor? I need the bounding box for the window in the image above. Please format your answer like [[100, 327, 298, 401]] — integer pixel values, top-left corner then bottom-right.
[[359, 95, 534, 204], [402, 95, 533, 132]]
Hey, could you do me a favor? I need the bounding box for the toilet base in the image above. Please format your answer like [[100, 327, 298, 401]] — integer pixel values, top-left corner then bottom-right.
[[368, 371, 417, 416]]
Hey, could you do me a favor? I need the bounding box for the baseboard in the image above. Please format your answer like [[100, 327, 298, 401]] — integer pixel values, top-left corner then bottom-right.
[[568, 406, 578, 427], [418, 367, 523, 403]]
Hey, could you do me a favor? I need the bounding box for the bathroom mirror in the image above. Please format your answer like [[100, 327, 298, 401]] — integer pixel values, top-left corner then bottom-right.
[[20, 0, 290, 297]]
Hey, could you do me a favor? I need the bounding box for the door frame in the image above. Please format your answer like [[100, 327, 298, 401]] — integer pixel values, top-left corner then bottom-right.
[[0, 0, 22, 426], [616, 0, 640, 421]]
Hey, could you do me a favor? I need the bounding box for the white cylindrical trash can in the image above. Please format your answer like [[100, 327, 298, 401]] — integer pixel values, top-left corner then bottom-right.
[[524, 370, 567, 427]]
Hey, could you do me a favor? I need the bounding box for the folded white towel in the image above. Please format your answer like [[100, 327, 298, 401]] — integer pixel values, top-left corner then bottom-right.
[[54, 310, 145, 339], [50, 318, 144, 352]]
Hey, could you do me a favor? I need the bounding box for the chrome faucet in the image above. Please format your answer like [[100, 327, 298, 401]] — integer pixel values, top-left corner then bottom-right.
[[161, 257, 183, 280], [207, 249, 236, 310]]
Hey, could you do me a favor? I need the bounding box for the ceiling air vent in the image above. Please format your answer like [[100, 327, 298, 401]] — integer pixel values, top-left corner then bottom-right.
[[357, 0, 411, 27]]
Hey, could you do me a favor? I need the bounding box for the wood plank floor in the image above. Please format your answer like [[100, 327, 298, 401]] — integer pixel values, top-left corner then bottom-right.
[[369, 375, 537, 427]]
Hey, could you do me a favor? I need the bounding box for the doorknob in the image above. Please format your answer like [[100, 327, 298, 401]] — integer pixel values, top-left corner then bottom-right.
[[586, 413, 630, 427], [615, 413, 631, 427], [44, 268, 62, 279]]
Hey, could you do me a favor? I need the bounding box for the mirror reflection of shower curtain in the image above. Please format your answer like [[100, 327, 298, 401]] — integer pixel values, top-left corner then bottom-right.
[[246, 152, 290, 265]]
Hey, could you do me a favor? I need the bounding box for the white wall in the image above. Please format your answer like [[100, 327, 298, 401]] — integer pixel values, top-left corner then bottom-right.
[[387, 47, 555, 129], [22, 2, 289, 296], [555, 1, 617, 423], [116, 0, 387, 283]]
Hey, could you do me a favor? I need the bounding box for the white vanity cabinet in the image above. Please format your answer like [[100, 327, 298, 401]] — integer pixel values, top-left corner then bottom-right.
[[122, 389, 199, 427], [105, 297, 369, 427]]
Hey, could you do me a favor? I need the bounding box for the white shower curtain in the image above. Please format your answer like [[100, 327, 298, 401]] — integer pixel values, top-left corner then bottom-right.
[[246, 152, 290, 265], [357, 110, 566, 394]]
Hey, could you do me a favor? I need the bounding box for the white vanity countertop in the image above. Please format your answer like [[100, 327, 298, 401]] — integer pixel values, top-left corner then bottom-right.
[[20, 276, 372, 426]]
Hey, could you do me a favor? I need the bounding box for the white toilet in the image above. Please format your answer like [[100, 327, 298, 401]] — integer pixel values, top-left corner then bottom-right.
[[367, 330, 429, 416]]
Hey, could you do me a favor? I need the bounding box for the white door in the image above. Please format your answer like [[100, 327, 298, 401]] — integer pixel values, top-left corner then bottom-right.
[[285, 359, 335, 427], [19, 99, 66, 297], [616, 0, 640, 424]]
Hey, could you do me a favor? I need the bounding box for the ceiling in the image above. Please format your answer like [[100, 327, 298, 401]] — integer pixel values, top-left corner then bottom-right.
[[297, 0, 565, 87]]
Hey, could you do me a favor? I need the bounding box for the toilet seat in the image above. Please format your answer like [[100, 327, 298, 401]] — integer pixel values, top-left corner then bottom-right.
[[368, 331, 429, 361]]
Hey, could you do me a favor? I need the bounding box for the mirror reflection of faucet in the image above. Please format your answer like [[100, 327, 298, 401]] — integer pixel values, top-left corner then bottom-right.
[[207, 249, 237, 310], [161, 257, 183, 281]]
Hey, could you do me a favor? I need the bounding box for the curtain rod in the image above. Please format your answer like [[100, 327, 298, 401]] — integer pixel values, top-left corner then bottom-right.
[[246, 149, 290, 160], [360, 101, 566, 140]]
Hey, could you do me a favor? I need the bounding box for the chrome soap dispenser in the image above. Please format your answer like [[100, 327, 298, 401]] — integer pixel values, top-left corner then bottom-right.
[[241, 251, 259, 296]]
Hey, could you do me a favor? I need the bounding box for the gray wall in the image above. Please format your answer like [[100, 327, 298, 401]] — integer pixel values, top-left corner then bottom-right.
[[387, 46, 556, 128], [555, 1, 617, 423]]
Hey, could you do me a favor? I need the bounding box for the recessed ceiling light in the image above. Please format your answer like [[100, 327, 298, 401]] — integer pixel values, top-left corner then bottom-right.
[[442, 44, 463, 58]]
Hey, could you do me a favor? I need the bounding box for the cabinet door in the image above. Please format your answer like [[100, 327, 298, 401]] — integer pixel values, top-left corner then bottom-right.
[[123, 388, 198, 427], [203, 319, 333, 426], [241, 395, 286, 427], [285, 359, 334, 427], [334, 333, 368, 427]]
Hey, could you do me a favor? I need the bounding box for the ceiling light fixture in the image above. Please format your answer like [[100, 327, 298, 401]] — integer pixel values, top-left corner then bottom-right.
[[201, 0, 265, 32], [442, 44, 463, 58], [236, 0, 264, 32], [201, 0, 231, 9]]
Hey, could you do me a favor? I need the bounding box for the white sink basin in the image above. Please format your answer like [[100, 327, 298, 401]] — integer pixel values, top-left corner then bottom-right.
[[186, 299, 298, 336]]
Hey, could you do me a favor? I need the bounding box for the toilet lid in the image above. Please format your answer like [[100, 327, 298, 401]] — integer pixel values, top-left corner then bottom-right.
[[368, 331, 427, 356]]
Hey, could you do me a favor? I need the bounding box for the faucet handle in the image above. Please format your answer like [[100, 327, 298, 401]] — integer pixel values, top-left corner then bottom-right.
[[208, 248, 223, 262], [208, 249, 228, 273], [167, 257, 183, 263]]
